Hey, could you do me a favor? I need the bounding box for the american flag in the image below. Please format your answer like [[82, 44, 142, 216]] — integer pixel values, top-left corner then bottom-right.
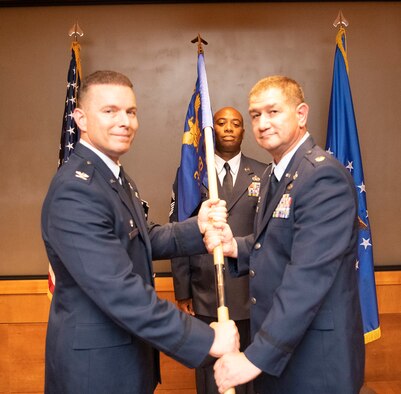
[[58, 41, 82, 167], [49, 41, 82, 296]]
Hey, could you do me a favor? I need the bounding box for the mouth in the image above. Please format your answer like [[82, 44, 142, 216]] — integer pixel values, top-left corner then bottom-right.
[[259, 131, 275, 139], [112, 134, 132, 140]]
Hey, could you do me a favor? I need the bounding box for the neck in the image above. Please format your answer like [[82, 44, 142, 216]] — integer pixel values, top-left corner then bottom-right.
[[216, 150, 240, 162]]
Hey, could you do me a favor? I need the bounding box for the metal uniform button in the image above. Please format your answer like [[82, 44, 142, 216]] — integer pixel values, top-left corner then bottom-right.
[[254, 242, 261, 250], [249, 269, 255, 278], [251, 297, 257, 305]]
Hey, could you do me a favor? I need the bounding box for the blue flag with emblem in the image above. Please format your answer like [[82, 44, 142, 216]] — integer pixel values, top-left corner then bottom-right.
[[325, 27, 380, 343], [176, 53, 213, 221], [58, 41, 82, 168]]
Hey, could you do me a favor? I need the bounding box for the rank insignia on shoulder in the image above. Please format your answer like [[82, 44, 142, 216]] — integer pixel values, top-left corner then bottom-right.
[[75, 171, 90, 181], [315, 156, 326, 162], [248, 182, 261, 197]]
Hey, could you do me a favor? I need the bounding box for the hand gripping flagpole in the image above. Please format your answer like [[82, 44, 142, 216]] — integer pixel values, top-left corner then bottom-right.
[[192, 34, 235, 394]]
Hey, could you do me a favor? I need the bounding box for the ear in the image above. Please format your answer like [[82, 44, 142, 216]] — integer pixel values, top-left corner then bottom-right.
[[296, 102, 309, 127], [73, 107, 87, 131]]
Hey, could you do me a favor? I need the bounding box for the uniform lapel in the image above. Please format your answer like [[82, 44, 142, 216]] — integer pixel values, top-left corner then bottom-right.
[[208, 155, 258, 213], [113, 177, 153, 279], [226, 155, 255, 211], [255, 163, 273, 233], [255, 136, 316, 240], [74, 144, 152, 262], [125, 178, 151, 248]]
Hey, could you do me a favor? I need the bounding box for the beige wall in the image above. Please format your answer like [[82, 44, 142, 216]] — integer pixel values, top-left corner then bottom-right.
[[0, 2, 400, 275]]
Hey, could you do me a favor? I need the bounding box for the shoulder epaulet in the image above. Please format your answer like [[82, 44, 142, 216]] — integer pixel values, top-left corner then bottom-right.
[[73, 159, 95, 183], [304, 148, 330, 167]]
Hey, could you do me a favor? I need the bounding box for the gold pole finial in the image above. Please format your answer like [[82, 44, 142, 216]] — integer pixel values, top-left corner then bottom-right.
[[68, 22, 84, 42], [333, 10, 349, 29], [191, 33, 208, 54]]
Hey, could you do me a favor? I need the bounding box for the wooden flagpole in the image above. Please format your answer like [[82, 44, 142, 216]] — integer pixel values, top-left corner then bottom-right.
[[192, 34, 235, 394]]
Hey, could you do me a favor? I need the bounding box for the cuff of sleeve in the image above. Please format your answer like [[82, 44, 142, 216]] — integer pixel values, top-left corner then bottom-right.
[[165, 316, 215, 368], [244, 333, 292, 377]]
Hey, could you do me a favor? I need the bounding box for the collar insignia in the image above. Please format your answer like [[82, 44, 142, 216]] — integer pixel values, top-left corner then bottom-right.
[[75, 171, 90, 181]]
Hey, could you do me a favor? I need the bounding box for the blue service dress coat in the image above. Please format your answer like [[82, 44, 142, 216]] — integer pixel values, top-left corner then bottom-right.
[[41, 143, 215, 394], [171, 154, 267, 321], [230, 136, 365, 394]]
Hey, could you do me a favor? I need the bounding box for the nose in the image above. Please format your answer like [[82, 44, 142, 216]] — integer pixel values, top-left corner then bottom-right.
[[118, 111, 130, 127], [259, 113, 271, 130], [224, 122, 233, 133]]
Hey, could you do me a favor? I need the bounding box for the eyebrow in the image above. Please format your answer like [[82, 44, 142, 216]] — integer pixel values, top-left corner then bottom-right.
[[215, 117, 242, 122], [249, 102, 279, 111]]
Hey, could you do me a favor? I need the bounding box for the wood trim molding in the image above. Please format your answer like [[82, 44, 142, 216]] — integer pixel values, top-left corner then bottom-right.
[[0, 279, 49, 295], [0, 277, 173, 295], [1, 272, 400, 295], [375, 271, 401, 286]]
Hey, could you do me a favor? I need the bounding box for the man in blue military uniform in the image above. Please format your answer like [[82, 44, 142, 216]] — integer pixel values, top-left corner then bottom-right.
[[41, 70, 239, 394], [210, 76, 365, 394]]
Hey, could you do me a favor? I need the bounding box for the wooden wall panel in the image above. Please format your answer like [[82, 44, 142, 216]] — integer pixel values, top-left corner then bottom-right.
[[156, 354, 196, 392], [375, 271, 401, 314], [0, 273, 400, 393], [365, 314, 401, 382], [0, 324, 9, 392], [8, 324, 47, 393]]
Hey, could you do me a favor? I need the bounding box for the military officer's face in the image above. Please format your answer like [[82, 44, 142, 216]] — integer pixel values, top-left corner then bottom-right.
[[213, 107, 244, 156], [74, 84, 139, 163], [248, 87, 308, 163]]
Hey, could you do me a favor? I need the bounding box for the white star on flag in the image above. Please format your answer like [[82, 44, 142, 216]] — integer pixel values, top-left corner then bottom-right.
[[326, 147, 334, 155], [346, 161, 353, 172], [360, 238, 372, 250], [357, 182, 366, 193]]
